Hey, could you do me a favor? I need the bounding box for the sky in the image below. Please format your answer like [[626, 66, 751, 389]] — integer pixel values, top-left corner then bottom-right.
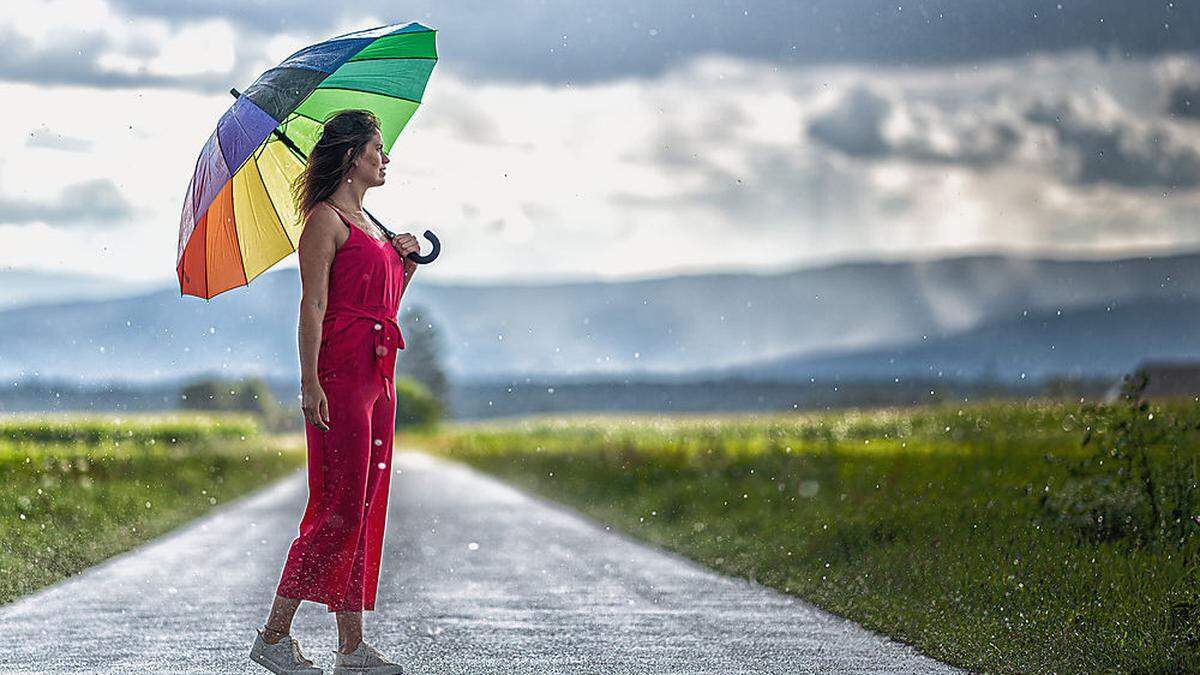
[[1, 1, 1199, 286]]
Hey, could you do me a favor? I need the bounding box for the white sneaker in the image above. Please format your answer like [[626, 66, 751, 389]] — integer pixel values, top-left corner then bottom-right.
[[331, 640, 404, 674], [250, 628, 324, 674]]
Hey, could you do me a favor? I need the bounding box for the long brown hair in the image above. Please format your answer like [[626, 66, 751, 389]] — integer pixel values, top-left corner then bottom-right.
[[292, 109, 382, 217]]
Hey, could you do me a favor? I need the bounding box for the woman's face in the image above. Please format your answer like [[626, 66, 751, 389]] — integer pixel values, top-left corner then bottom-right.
[[350, 129, 389, 188]]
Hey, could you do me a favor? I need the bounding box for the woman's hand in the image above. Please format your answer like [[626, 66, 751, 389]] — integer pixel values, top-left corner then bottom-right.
[[391, 232, 421, 258], [301, 379, 331, 431]]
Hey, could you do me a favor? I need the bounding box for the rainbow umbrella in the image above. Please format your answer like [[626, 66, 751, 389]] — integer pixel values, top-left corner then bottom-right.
[[176, 21, 441, 300]]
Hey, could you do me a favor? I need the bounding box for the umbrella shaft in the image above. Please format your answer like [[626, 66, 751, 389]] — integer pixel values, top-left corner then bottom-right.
[[229, 87, 396, 240]]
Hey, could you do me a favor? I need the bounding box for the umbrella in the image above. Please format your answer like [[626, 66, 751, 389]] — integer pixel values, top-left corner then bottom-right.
[[176, 21, 442, 300]]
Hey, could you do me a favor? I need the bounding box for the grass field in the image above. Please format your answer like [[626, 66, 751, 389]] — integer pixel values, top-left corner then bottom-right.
[[0, 413, 306, 605], [418, 399, 1200, 673]]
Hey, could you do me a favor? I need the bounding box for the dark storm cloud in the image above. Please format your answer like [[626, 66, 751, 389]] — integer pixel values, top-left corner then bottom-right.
[[804, 81, 1200, 189], [687, 147, 867, 231], [0, 179, 134, 227], [613, 133, 868, 236], [0, 26, 231, 91], [806, 85, 1019, 166], [1025, 95, 1200, 188], [1168, 84, 1200, 120], [15, 0, 1197, 89], [806, 87, 893, 158]]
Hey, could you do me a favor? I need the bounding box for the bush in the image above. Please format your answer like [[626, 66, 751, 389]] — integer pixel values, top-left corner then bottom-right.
[[180, 377, 277, 415], [1040, 472, 1149, 542], [393, 376, 442, 430], [1041, 370, 1200, 550], [179, 376, 290, 431]]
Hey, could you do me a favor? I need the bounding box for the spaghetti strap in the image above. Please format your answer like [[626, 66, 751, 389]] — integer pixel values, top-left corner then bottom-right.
[[325, 201, 353, 232], [325, 201, 388, 244]]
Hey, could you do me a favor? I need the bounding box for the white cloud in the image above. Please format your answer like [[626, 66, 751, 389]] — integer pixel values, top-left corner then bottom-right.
[[146, 19, 237, 77]]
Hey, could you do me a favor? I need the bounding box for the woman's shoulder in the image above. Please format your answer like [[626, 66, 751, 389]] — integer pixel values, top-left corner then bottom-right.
[[306, 200, 341, 223], [298, 202, 351, 251], [305, 202, 352, 233]]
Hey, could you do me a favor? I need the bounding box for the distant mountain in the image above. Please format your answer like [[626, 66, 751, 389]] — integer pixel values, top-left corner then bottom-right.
[[1, 251, 1199, 385], [707, 299, 1200, 383], [0, 268, 160, 310]]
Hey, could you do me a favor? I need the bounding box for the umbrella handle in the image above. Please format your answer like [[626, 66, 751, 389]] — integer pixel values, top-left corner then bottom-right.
[[404, 230, 441, 264], [364, 209, 441, 264]]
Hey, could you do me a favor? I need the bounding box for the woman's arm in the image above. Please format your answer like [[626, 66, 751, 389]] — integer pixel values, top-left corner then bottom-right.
[[296, 207, 342, 385]]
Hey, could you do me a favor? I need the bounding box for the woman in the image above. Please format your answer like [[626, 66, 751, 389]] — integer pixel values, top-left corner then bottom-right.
[[249, 109, 421, 675]]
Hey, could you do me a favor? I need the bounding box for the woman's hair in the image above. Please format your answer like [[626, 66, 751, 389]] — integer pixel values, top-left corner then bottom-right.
[[292, 109, 382, 217]]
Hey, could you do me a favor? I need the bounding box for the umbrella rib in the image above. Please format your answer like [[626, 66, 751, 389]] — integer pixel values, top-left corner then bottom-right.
[[345, 56, 438, 64], [277, 134, 309, 166], [315, 86, 422, 106], [230, 88, 313, 164], [289, 110, 325, 130], [253, 154, 296, 250], [204, 212, 210, 299]]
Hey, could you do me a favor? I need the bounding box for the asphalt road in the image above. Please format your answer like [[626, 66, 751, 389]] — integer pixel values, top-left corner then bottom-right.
[[0, 449, 962, 674]]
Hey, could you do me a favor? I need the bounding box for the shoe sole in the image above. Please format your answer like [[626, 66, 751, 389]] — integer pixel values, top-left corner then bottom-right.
[[251, 649, 323, 674]]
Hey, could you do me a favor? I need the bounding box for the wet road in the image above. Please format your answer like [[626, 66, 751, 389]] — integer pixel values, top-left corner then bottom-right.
[[0, 450, 962, 674]]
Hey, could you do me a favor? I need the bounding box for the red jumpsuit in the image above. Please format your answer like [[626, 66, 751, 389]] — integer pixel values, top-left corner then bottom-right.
[[276, 202, 408, 613]]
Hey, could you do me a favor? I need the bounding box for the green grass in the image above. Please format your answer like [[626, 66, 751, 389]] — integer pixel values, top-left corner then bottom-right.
[[0, 413, 305, 605], [418, 402, 1200, 674]]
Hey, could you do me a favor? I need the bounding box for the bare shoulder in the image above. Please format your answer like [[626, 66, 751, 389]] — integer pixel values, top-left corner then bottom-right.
[[303, 202, 342, 235], [299, 203, 347, 252]]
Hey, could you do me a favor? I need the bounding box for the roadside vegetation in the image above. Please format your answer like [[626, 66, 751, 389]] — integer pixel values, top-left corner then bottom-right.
[[420, 384, 1200, 673], [0, 413, 305, 605]]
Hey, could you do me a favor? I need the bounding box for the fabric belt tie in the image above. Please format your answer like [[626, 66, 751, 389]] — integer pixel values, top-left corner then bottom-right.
[[326, 307, 403, 401]]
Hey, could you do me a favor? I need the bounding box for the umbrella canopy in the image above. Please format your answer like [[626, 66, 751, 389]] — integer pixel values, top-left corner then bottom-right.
[[176, 21, 438, 300]]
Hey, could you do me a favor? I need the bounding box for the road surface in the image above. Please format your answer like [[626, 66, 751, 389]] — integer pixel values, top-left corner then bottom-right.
[[0, 449, 962, 674]]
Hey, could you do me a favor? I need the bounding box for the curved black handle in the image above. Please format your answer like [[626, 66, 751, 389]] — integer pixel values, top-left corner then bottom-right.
[[406, 230, 441, 264], [364, 209, 441, 264]]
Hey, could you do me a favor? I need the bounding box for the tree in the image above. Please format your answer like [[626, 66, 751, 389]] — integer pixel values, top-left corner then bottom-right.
[[393, 376, 443, 430], [179, 375, 279, 419], [397, 303, 450, 408]]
